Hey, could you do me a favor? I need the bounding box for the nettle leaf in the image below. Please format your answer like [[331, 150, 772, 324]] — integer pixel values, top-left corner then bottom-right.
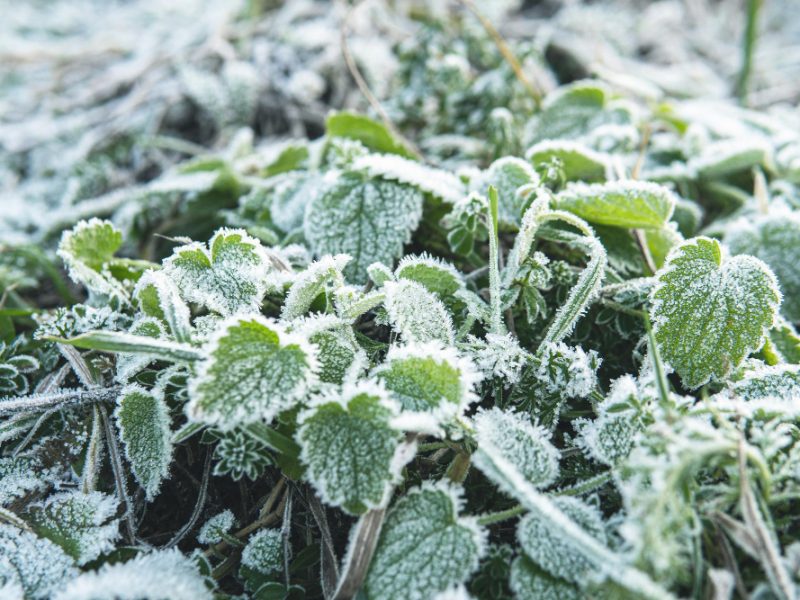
[[353, 154, 465, 203], [384, 279, 455, 345], [197, 510, 236, 545], [163, 228, 271, 316], [650, 237, 781, 389], [554, 181, 676, 230], [241, 529, 283, 576], [526, 140, 608, 182], [395, 254, 465, 299], [115, 316, 167, 382], [0, 524, 76, 599], [187, 316, 317, 430], [134, 270, 192, 342], [375, 343, 480, 428], [510, 556, 580, 600], [29, 491, 119, 566], [53, 549, 212, 600], [115, 384, 173, 500], [726, 212, 800, 322], [304, 171, 424, 283], [475, 157, 539, 226], [57, 218, 127, 300], [297, 381, 402, 515], [525, 81, 609, 143], [518, 496, 607, 584], [473, 408, 560, 489], [364, 483, 486, 600], [307, 323, 366, 386], [281, 254, 350, 321], [691, 138, 773, 179], [730, 363, 800, 401], [326, 111, 417, 159], [267, 171, 324, 233]]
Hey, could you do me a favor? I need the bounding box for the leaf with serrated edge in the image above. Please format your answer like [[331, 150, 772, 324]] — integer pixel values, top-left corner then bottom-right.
[[296, 381, 403, 515], [57, 218, 127, 300], [473, 407, 560, 489], [187, 316, 317, 430], [115, 384, 173, 500], [554, 181, 676, 230], [395, 254, 464, 299], [304, 171, 424, 283], [163, 228, 271, 316], [650, 236, 781, 389], [364, 483, 486, 600], [134, 270, 192, 342], [375, 342, 480, 430], [281, 254, 350, 321], [384, 279, 455, 345]]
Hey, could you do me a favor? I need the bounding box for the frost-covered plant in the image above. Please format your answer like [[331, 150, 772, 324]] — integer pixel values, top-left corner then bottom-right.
[[2, 2, 800, 598]]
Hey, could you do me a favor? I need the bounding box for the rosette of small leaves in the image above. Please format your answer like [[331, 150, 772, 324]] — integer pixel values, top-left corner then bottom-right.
[[211, 430, 271, 481], [0, 338, 39, 396]]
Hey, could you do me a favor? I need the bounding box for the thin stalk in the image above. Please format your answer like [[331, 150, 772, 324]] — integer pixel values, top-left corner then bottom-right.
[[476, 504, 526, 526], [643, 313, 672, 415], [99, 405, 136, 544], [164, 448, 212, 548], [487, 186, 504, 335], [735, 0, 763, 104]]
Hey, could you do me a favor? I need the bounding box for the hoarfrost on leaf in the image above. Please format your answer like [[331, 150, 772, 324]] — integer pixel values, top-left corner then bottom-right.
[[0, 524, 76, 599], [352, 153, 465, 203], [297, 381, 403, 515], [473, 407, 560, 489], [241, 529, 283, 575], [115, 384, 174, 500], [468, 333, 532, 386], [281, 254, 350, 321], [395, 254, 465, 299], [364, 483, 485, 600], [57, 218, 128, 301], [134, 270, 192, 342], [187, 316, 317, 430], [163, 228, 272, 316], [474, 157, 540, 226], [650, 236, 781, 389], [197, 510, 236, 545], [304, 170, 424, 283], [384, 279, 455, 345], [510, 556, 580, 600]]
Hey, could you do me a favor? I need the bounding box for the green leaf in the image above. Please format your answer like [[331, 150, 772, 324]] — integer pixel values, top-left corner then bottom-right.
[[477, 157, 539, 226], [163, 228, 272, 316], [473, 408, 560, 490], [353, 153, 465, 203], [729, 363, 800, 401], [187, 316, 317, 430], [57, 218, 127, 300], [262, 143, 309, 178], [281, 255, 349, 321], [525, 81, 609, 143], [304, 171, 424, 283], [134, 270, 192, 342], [691, 139, 773, 179], [650, 237, 781, 388], [554, 181, 676, 230], [296, 382, 402, 515], [326, 111, 417, 159], [304, 320, 365, 385], [0, 524, 76, 598], [50, 331, 203, 363], [726, 212, 800, 322], [384, 279, 455, 345], [394, 254, 464, 298], [364, 483, 485, 600], [241, 529, 283, 575], [375, 342, 480, 428], [29, 492, 119, 566], [510, 556, 580, 600], [526, 140, 608, 183], [517, 496, 607, 584], [115, 385, 174, 500]]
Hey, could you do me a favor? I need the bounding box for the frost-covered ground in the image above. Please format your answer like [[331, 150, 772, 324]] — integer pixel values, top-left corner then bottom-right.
[[2, 1, 800, 599]]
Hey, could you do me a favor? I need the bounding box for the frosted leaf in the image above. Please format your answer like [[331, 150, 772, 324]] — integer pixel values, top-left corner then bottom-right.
[[304, 170, 424, 283], [281, 254, 350, 321], [308, 324, 366, 386], [529, 342, 600, 400], [726, 212, 800, 322], [0, 456, 52, 506], [367, 262, 394, 287], [352, 153, 465, 203], [53, 549, 212, 600], [690, 138, 773, 179], [197, 510, 236, 545], [730, 364, 800, 401], [395, 254, 465, 299], [187, 316, 317, 430], [241, 529, 283, 575], [650, 237, 781, 389], [364, 483, 485, 600], [644, 224, 684, 270], [56, 330, 203, 363], [267, 171, 324, 233], [468, 333, 531, 386], [554, 181, 676, 230], [576, 376, 642, 467], [115, 384, 173, 500], [433, 585, 472, 600], [163, 228, 271, 316], [517, 496, 606, 583], [510, 556, 580, 600], [29, 491, 119, 565], [525, 140, 608, 182], [0, 524, 76, 599], [473, 408, 560, 489], [296, 381, 403, 515], [525, 81, 609, 144], [375, 343, 480, 426], [115, 316, 166, 382], [326, 111, 418, 159], [769, 318, 800, 364], [474, 157, 539, 226], [134, 270, 192, 342], [213, 430, 270, 481], [57, 218, 127, 301], [384, 279, 455, 345]]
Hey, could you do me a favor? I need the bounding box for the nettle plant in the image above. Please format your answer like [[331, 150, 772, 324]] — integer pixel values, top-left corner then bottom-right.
[[2, 76, 800, 600]]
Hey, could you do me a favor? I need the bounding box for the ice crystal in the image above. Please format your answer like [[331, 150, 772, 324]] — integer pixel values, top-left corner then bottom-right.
[[468, 333, 532, 386]]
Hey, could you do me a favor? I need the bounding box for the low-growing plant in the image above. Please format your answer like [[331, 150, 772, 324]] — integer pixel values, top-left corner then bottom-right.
[[2, 3, 800, 600]]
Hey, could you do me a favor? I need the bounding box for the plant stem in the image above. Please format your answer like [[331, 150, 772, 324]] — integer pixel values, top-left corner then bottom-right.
[[487, 186, 504, 335], [476, 504, 526, 526], [735, 0, 763, 104]]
